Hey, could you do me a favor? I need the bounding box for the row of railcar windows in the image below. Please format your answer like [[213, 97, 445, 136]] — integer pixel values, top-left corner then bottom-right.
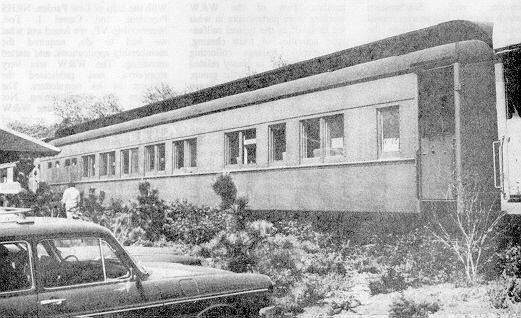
[[45, 107, 400, 180]]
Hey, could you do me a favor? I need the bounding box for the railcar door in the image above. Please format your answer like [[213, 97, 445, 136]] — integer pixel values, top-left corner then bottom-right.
[[418, 67, 456, 200]]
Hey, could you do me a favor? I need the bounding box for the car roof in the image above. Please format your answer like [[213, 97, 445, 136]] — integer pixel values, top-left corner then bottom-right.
[[0, 217, 113, 239]]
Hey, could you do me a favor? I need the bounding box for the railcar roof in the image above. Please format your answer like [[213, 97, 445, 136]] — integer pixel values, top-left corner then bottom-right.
[[0, 217, 112, 238], [53, 20, 492, 139]]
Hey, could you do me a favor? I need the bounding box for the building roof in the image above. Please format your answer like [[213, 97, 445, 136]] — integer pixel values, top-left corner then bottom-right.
[[0, 124, 60, 156], [53, 20, 493, 139]]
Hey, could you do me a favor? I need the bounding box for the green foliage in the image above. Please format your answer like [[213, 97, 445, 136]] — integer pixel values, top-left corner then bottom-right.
[[163, 199, 226, 246], [11, 182, 62, 217], [497, 245, 521, 278], [212, 174, 237, 210], [141, 82, 177, 104], [8, 120, 59, 139], [426, 180, 505, 284], [369, 268, 407, 294], [51, 93, 122, 127], [81, 188, 105, 223], [488, 244, 521, 309], [131, 182, 169, 241], [198, 219, 353, 314], [389, 293, 440, 318], [349, 227, 461, 295], [488, 276, 521, 309]]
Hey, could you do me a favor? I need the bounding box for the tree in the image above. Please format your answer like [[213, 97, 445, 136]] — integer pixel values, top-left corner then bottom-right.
[[51, 93, 122, 127], [9, 94, 122, 139], [8, 121, 59, 140], [141, 82, 177, 104]]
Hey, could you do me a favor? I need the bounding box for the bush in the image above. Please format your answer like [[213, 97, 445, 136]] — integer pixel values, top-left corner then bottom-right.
[[497, 245, 521, 278], [489, 244, 521, 309], [212, 174, 237, 210], [348, 227, 461, 295], [131, 182, 170, 241], [163, 199, 226, 246], [369, 267, 407, 294], [389, 293, 440, 318]]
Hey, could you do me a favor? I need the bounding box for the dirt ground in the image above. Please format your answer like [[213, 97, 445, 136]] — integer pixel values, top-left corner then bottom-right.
[[297, 282, 521, 318]]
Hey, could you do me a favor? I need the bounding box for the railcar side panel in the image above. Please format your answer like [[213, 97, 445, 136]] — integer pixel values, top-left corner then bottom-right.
[[460, 61, 498, 197], [41, 74, 419, 214]]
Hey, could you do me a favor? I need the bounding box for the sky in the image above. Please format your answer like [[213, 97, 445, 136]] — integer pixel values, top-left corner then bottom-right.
[[1, 0, 521, 126]]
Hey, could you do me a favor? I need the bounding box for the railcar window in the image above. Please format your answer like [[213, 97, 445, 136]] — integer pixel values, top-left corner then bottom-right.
[[269, 123, 286, 162], [145, 143, 166, 172], [301, 115, 344, 160], [55, 161, 60, 169], [302, 118, 320, 159], [226, 129, 256, 165], [121, 148, 139, 175], [378, 106, 400, 154], [419, 67, 454, 137], [65, 159, 71, 167], [174, 138, 197, 170], [72, 158, 77, 166], [174, 140, 184, 169], [0, 168, 7, 183], [100, 151, 116, 177], [188, 139, 197, 167], [82, 155, 96, 178], [47, 162, 52, 169], [325, 115, 344, 157]]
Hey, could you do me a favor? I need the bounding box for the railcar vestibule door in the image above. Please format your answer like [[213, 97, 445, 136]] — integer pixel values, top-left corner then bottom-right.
[[418, 66, 456, 200]]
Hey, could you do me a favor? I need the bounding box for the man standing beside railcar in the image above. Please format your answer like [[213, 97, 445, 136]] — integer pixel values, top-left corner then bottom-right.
[[61, 182, 81, 219]]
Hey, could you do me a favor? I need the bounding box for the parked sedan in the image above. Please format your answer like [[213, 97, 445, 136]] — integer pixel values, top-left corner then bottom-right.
[[0, 211, 274, 317]]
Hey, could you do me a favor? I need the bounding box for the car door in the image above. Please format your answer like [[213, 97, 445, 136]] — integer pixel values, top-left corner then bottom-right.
[[36, 237, 147, 317], [0, 240, 38, 317]]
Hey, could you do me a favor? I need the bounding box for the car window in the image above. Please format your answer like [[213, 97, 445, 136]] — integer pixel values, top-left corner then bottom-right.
[[100, 240, 130, 280], [0, 241, 33, 293], [37, 238, 130, 288]]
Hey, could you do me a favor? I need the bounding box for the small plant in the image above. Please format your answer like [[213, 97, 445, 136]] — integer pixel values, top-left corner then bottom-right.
[[212, 174, 237, 210], [426, 180, 504, 284], [389, 293, 440, 318], [369, 267, 407, 295], [131, 181, 170, 241]]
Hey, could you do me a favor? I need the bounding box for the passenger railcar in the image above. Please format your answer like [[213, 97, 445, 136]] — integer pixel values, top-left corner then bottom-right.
[[40, 21, 500, 216]]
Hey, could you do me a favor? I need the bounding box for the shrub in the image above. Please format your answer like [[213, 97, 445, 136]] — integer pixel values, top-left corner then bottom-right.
[[212, 174, 237, 210], [349, 227, 461, 295], [488, 277, 521, 309], [369, 267, 407, 295], [163, 199, 226, 246], [389, 293, 440, 318], [131, 182, 170, 241], [497, 245, 521, 278], [81, 187, 106, 223], [198, 220, 275, 272], [426, 180, 505, 284]]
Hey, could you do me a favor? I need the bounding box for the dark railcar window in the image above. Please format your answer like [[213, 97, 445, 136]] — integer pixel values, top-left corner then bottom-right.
[[419, 67, 455, 137], [226, 129, 256, 165], [378, 106, 400, 153], [269, 123, 286, 162]]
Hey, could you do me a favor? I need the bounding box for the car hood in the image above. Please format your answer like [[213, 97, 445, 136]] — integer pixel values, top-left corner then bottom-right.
[[142, 261, 232, 279]]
